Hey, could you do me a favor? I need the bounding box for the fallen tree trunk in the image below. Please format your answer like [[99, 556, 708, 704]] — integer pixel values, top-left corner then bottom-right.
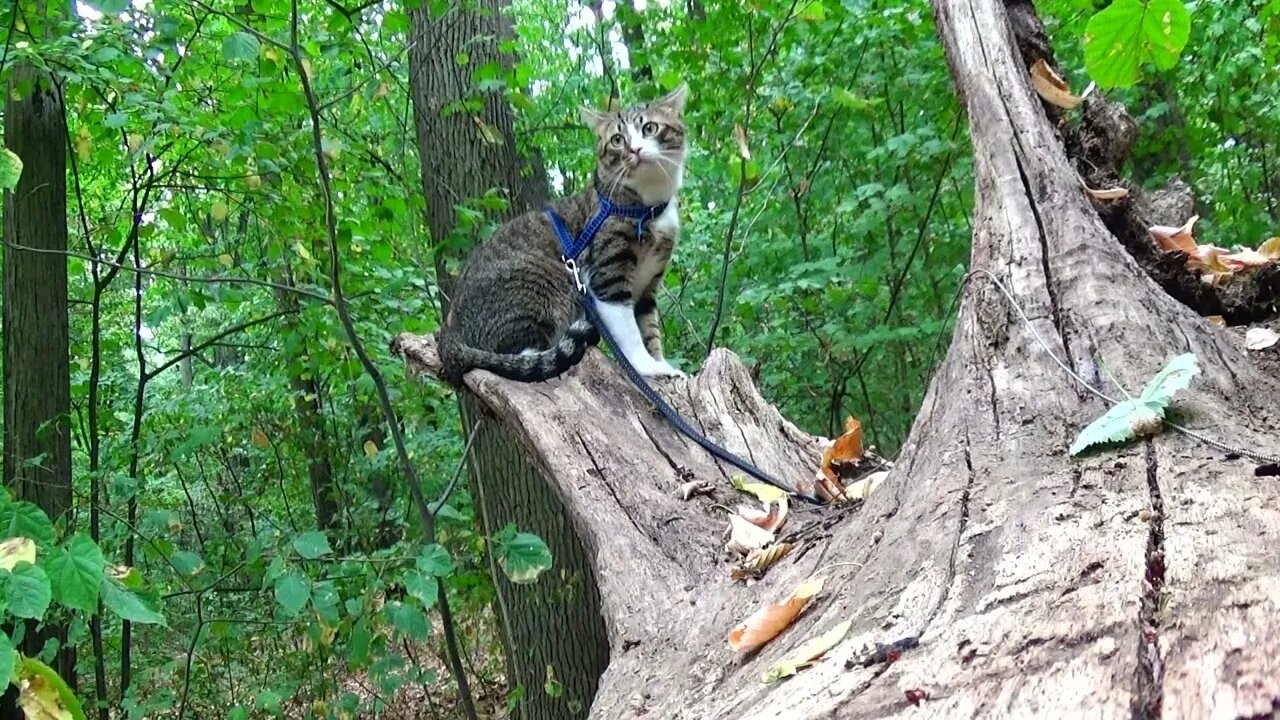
[[394, 1, 1280, 717]]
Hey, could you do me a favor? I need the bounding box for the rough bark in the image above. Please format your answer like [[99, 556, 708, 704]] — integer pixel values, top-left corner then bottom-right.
[[2, 62, 76, 682], [395, 0, 1280, 717], [407, 3, 563, 717], [408, 0, 548, 300]]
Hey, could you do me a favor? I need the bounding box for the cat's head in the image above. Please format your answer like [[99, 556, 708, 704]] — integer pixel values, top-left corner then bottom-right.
[[582, 84, 688, 205]]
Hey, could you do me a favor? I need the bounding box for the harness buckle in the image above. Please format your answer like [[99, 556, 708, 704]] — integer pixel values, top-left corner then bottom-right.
[[563, 256, 585, 293]]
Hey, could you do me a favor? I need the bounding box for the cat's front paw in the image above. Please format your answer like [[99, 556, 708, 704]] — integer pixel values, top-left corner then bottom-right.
[[643, 360, 686, 380]]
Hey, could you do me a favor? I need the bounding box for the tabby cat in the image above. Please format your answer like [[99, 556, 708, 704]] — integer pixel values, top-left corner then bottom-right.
[[437, 85, 689, 386]]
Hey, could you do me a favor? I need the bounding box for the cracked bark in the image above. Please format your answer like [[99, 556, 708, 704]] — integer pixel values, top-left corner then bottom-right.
[[392, 0, 1279, 717]]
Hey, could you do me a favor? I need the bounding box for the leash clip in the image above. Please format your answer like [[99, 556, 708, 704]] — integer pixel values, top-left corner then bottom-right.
[[562, 256, 585, 293]]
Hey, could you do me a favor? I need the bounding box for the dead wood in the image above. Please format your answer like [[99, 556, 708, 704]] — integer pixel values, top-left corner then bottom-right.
[[392, 1, 1280, 717]]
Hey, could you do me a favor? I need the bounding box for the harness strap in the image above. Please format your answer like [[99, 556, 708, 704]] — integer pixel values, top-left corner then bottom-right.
[[577, 292, 822, 505], [547, 188, 820, 504], [547, 185, 669, 262]]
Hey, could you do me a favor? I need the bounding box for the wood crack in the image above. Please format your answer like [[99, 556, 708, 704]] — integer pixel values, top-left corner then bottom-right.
[[577, 431, 647, 540], [1133, 441, 1166, 719]]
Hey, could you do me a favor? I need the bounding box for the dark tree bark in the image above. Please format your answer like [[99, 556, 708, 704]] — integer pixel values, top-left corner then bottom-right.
[[408, 4, 589, 720], [395, 0, 1280, 717], [408, 0, 547, 302], [2, 61, 76, 684]]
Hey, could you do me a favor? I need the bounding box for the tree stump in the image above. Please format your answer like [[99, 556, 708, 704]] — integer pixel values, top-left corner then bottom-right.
[[393, 0, 1280, 716]]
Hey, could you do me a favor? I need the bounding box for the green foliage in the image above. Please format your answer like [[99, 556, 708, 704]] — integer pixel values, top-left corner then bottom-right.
[[1084, 0, 1191, 88], [493, 526, 554, 584], [47, 533, 105, 612], [1070, 354, 1200, 455], [0, 148, 22, 191]]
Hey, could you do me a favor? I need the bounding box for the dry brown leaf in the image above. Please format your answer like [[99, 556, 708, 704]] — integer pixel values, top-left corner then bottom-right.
[[1220, 248, 1273, 270], [726, 514, 775, 556], [845, 470, 888, 501], [251, 428, 270, 449], [1085, 185, 1130, 200], [737, 496, 789, 533], [1029, 59, 1081, 109], [1150, 215, 1199, 254], [1258, 236, 1280, 260], [727, 576, 825, 653], [1245, 327, 1279, 351], [1206, 315, 1226, 327], [733, 542, 796, 583], [734, 124, 751, 160], [678, 480, 715, 500], [820, 416, 864, 485]]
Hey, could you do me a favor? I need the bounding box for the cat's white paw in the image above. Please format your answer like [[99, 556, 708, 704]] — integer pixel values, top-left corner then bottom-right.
[[643, 360, 686, 379]]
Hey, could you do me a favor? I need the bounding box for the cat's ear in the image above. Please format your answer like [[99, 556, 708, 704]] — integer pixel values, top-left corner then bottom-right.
[[652, 83, 688, 114], [580, 105, 611, 132]]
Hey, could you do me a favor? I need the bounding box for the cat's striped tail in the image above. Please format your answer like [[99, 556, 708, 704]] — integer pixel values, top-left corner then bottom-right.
[[438, 320, 598, 386]]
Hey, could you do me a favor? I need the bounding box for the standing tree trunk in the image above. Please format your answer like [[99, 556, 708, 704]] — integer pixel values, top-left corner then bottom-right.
[[395, 0, 1280, 717], [2, 60, 75, 685], [408, 5, 600, 720]]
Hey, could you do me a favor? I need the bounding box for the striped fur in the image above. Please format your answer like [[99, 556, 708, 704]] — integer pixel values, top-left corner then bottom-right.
[[437, 85, 689, 385]]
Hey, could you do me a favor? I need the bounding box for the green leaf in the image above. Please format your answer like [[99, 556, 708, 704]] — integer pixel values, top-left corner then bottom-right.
[[292, 531, 332, 560], [386, 601, 429, 641], [402, 570, 439, 610], [96, 0, 129, 13], [273, 570, 312, 616], [1137, 352, 1199, 411], [101, 575, 166, 625], [1084, 0, 1191, 88], [492, 527, 553, 584], [0, 148, 23, 191], [223, 32, 262, 63], [0, 632, 13, 688], [1143, 0, 1192, 71], [5, 564, 52, 620], [170, 550, 205, 577], [416, 544, 453, 577], [1070, 354, 1199, 455], [0, 501, 56, 549], [15, 656, 87, 720], [0, 538, 35, 572], [47, 533, 105, 612]]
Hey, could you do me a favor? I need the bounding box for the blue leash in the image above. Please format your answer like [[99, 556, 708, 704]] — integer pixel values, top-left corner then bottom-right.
[[547, 188, 822, 505]]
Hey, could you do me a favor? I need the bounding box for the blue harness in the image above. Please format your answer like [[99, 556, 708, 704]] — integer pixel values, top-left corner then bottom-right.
[[546, 187, 669, 263], [541, 186, 821, 504]]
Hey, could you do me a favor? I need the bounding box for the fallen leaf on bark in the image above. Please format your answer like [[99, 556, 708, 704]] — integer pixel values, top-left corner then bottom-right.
[[1149, 215, 1198, 254], [845, 470, 888, 501], [1245, 327, 1279, 351], [733, 543, 795, 582], [821, 417, 864, 482], [1258, 236, 1280, 259], [678, 480, 715, 500], [1029, 59, 1081, 109], [733, 475, 788, 504], [737, 496, 789, 533], [728, 576, 825, 653], [726, 514, 775, 556], [1085, 185, 1130, 200], [904, 688, 930, 706], [1070, 353, 1199, 455], [762, 619, 853, 682]]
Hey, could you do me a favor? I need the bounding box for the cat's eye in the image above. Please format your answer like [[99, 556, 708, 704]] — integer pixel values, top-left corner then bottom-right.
[[642, 122, 658, 136], [609, 133, 625, 147]]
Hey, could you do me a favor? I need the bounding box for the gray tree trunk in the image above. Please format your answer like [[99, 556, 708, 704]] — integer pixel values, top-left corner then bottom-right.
[[396, 0, 1280, 717], [407, 4, 582, 719], [2, 62, 76, 682]]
